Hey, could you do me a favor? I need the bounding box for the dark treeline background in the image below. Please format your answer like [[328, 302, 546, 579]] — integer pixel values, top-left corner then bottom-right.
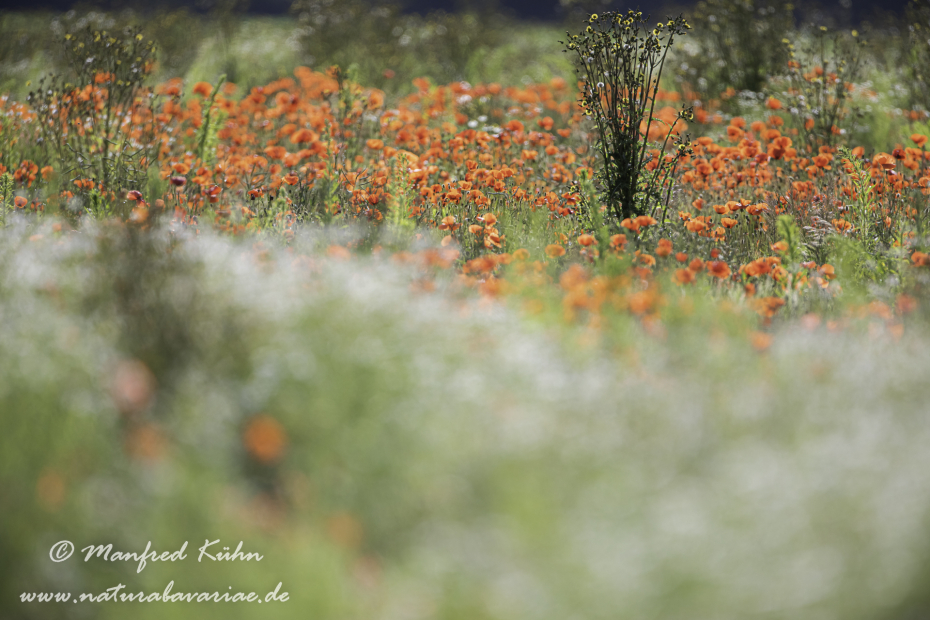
[[0, 0, 915, 23]]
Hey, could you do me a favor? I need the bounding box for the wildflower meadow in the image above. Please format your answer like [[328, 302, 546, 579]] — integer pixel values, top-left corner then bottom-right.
[[3, 1, 930, 618]]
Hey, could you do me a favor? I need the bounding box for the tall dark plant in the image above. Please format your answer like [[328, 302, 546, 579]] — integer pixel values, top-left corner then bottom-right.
[[27, 24, 163, 195], [563, 11, 693, 224], [780, 26, 865, 153]]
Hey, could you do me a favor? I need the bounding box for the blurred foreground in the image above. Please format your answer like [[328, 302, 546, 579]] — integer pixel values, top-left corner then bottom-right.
[[3, 220, 930, 619]]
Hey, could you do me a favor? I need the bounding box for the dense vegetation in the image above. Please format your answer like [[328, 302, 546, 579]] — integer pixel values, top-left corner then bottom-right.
[[4, 2, 930, 619]]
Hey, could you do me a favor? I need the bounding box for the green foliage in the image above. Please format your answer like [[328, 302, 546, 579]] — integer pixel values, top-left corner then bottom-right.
[[682, 0, 793, 97], [0, 12, 52, 96], [200, 0, 251, 84], [776, 213, 803, 265], [195, 75, 227, 168], [386, 159, 416, 235], [291, 0, 505, 94], [0, 172, 12, 225], [462, 26, 573, 87], [563, 11, 693, 223], [903, 0, 930, 112], [829, 234, 879, 295], [142, 8, 208, 79]]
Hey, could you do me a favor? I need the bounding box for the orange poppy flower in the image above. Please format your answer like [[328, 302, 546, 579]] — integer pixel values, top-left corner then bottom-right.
[[627, 290, 655, 315], [243, 415, 287, 464], [264, 146, 288, 161], [897, 294, 918, 314], [439, 215, 458, 231], [753, 296, 786, 318], [368, 90, 385, 109], [673, 268, 695, 285], [290, 128, 319, 144], [204, 185, 222, 202], [726, 125, 744, 141], [192, 81, 214, 97], [707, 260, 731, 279], [872, 153, 896, 171], [578, 233, 597, 246], [464, 256, 497, 274], [743, 259, 771, 277], [125, 424, 166, 462], [656, 238, 673, 257], [545, 244, 566, 258], [750, 331, 773, 352], [832, 219, 853, 232], [912, 251, 930, 267], [609, 234, 627, 250]]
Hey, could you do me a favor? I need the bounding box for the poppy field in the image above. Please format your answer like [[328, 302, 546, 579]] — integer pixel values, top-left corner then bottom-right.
[[4, 3, 930, 619]]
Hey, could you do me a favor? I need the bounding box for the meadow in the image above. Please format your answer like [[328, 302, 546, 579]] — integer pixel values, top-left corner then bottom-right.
[[4, 1, 930, 618]]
